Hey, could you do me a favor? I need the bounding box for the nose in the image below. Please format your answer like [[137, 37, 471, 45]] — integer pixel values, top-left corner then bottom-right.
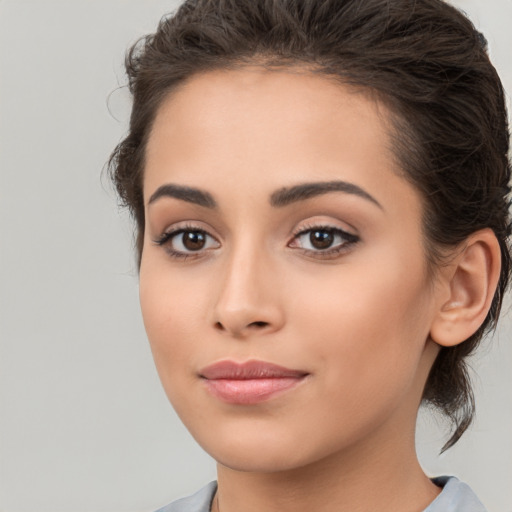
[[212, 240, 285, 339]]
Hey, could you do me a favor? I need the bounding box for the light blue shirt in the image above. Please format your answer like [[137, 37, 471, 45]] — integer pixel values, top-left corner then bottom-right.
[[426, 476, 487, 512], [155, 476, 486, 512]]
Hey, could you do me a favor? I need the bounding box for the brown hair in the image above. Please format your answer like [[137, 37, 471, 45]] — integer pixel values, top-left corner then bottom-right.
[[109, 0, 511, 451]]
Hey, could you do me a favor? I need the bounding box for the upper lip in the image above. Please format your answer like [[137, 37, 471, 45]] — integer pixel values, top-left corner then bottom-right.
[[199, 359, 309, 380]]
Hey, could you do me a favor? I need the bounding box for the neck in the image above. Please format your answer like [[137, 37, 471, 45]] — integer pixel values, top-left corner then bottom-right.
[[214, 415, 440, 512]]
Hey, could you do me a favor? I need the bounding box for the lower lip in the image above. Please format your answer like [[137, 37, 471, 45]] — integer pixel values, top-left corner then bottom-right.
[[202, 377, 306, 404]]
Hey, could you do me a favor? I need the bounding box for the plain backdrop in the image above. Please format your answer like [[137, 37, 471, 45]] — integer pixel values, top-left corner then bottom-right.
[[0, 1, 511, 511]]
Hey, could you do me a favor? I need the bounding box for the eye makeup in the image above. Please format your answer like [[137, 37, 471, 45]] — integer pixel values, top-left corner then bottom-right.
[[289, 223, 360, 259], [152, 220, 360, 262]]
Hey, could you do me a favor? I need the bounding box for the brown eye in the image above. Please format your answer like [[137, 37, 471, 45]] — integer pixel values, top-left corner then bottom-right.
[[309, 229, 335, 249], [182, 231, 206, 251], [291, 225, 359, 256], [155, 227, 220, 258]]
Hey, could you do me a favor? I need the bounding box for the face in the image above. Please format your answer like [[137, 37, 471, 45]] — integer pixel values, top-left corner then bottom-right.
[[140, 67, 441, 473]]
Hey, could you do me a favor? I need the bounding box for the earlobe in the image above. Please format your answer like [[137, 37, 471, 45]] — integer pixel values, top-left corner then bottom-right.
[[429, 228, 501, 347]]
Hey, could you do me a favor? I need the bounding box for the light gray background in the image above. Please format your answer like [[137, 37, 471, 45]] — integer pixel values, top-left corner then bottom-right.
[[0, 1, 511, 511]]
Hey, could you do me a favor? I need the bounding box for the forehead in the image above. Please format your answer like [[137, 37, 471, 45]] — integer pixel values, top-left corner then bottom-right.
[[143, 66, 419, 220], [147, 66, 392, 147], [154, 65, 377, 118]]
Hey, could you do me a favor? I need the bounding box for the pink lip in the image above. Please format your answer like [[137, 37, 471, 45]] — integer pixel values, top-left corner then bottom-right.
[[199, 360, 309, 405]]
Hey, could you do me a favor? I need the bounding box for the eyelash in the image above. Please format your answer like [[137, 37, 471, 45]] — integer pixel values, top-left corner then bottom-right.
[[152, 223, 216, 260], [152, 223, 360, 260], [290, 224, 359, 259]]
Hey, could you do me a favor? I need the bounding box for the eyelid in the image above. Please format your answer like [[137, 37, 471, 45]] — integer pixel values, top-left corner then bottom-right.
[[151, 219, 359, 260], [291, 226, 358, 245], [290, 220, 358, 240], [288, 222, 360, 258], [152, 222, 221, 259], [152, 220, 218, 242], [153, 227, 218, 246]]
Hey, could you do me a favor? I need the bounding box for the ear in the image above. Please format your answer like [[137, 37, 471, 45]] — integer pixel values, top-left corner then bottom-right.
[[429, 228, 501, 347]]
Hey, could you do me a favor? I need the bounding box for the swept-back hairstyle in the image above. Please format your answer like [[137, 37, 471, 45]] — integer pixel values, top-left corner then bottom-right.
[[109, 0, 511, 450]]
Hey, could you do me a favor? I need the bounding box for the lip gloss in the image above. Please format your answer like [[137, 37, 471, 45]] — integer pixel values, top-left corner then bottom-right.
[[199, 359, 309, 404]]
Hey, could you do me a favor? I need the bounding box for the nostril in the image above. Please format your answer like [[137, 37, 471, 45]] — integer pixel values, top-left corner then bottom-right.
[[249, 321, 269, 328], [213, 319, 271, 335]]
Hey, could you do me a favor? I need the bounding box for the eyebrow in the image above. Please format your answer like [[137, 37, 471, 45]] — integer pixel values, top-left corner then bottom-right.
[[147, 180, 382, 210], [148, 184, 217, 209], [270, 180, 383, 209]]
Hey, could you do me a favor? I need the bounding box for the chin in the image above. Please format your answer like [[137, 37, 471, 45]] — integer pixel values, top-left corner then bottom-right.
[[188, 421, 338, 474], [210, 444, 312, 473]]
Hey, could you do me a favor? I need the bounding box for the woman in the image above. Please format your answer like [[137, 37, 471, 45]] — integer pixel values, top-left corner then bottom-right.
[[108, 0, 511, 510]]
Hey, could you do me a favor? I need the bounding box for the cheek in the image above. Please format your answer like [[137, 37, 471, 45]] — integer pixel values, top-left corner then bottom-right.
[[288, 252, 433, 400], [139, 264, 202, 383]]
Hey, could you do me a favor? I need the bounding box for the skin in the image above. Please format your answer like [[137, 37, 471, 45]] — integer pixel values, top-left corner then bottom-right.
[[140, 67, 464, 511]]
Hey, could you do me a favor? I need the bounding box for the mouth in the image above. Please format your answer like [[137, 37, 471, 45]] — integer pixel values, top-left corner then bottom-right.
[[199, 359, 309, 405]]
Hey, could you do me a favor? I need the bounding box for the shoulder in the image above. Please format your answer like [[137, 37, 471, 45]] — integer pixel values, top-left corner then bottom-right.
[[424, 476, 487, 512], [154, 477, 485, 512], [154, 481, 217, 512]]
